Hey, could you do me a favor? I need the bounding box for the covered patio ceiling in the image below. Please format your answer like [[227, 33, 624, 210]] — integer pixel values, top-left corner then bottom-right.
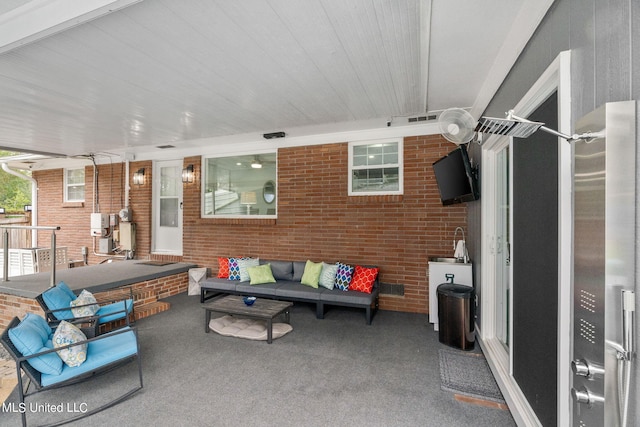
[[0, 0, 552, 163]]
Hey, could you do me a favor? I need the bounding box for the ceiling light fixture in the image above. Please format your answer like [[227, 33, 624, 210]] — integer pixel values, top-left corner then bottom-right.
[[251, 159, 262, 169]]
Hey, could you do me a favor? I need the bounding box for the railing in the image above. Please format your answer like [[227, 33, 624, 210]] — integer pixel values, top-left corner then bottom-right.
[[1, 225, 61, 288]]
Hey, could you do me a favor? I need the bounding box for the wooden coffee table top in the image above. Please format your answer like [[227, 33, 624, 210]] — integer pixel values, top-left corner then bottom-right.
[[202, 295, 292, 319]]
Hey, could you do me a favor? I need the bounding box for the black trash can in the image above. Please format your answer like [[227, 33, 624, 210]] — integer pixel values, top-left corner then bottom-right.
[[437, 283, 475, 350]]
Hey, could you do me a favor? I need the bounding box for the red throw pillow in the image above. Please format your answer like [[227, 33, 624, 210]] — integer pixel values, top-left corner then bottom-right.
[[349, 265, 379, 293], [217, 257, 230, 278]]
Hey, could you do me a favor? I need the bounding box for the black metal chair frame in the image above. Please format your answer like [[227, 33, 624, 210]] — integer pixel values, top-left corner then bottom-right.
[[1, 315, 143, 427], [35, 286, 135, 337]]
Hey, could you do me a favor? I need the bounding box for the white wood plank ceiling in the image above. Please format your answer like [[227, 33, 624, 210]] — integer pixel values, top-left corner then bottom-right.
[[0, 0, 548, 159]]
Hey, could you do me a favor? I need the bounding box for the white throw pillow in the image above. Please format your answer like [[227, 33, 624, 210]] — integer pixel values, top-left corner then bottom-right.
[[70, 289, 100, 317], [53, 320, 88, 367], [237, 258, 260, 282]]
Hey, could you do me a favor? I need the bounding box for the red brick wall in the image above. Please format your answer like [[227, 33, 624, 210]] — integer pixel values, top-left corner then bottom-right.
[[30, 135, 467, 315], [0, 273, 187, 331], [33, 160, 153, 265], [182, 136, 467, 314]]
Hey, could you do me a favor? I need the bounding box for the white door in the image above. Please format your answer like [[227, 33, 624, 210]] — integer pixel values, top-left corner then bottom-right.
[[152, 160, 183, 255]]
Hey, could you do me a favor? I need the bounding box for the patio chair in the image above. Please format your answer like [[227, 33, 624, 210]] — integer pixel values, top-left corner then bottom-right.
[[36, 282, 135, 337], [1, 314, 143, 427]]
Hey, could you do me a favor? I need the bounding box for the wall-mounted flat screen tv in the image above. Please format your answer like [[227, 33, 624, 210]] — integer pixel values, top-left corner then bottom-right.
[[432, 146, 479, 205]]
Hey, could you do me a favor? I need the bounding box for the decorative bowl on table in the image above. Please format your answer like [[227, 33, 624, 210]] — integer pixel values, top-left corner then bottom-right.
[[243, 296, 257, 306]]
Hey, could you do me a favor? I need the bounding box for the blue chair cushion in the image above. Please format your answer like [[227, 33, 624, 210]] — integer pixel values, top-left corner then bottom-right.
[[21, 313, 53, 342], [96, 299, 133, 324], [40, 327, 138, 387], [56, 281, 78, 301], [42, 286, 75, 320], [9, 318, 63, 376]]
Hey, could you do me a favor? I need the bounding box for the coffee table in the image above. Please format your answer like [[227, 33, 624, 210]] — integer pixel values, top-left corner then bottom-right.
[[202, 295, 293, 344]]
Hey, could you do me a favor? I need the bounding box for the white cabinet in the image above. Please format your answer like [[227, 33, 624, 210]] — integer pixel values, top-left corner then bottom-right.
[[428, 261, 472, 331]]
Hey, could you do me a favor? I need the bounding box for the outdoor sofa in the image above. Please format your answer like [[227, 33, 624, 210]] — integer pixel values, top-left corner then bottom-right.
[[200, 258, 380, 325]]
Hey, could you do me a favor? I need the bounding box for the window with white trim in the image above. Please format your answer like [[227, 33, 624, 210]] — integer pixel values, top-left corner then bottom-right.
[[201, 152, 277, 218], [348, 139, 403, 195], [64, 168, 85, 202]]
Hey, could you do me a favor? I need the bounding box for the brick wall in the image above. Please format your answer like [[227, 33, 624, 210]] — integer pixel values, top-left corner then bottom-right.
[[0, 272, 187, 331], [33, 160, 153, 265], [29, 135, 467, 315], [182, 135, 467, 314]]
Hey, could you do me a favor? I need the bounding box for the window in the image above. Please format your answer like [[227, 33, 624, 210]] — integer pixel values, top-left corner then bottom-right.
[[202, 152, 277, 218], [64, 168, 85, 202], [349, 139, 402, 195]]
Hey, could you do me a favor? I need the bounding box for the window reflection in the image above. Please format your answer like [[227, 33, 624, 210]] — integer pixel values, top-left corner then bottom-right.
[[202, 153, 277, 217]]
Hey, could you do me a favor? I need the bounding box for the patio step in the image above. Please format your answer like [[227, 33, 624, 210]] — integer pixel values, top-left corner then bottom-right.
[[134, 301, 171, 321]]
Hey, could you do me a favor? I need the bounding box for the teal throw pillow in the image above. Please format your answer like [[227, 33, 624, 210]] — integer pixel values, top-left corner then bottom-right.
[[300, 260, 323, 288], [248, 264, 277, 285]]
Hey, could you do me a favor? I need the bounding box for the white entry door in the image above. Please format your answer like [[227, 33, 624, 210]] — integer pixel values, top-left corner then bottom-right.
[[152, 160, 183, 255]]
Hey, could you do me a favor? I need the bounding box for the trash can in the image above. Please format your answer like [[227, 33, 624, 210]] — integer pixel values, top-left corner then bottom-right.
[[437, 283, 475, 350]]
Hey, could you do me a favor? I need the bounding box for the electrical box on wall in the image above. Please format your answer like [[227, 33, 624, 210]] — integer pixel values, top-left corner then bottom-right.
[[91, 213, 109, 237], [120, 222, 136, 251], [98, 238, 113, 254]]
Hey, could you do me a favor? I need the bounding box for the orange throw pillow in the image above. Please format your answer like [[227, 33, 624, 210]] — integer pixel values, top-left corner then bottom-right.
[[349, 265, 379, 293], [217, 257, 230, 278]]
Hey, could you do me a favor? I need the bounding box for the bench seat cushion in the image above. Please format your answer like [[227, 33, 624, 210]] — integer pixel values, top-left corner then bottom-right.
[[96, 299, 134, 324], [275, 282, 324, 301], [320, 288, 377, 305], [202, 278, 238, 293], [41, 328, 138, 387], [236, 282, 281, 296]]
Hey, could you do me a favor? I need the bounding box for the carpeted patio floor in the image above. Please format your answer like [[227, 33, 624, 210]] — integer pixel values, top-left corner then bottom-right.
[[0, 292, 516, 426]]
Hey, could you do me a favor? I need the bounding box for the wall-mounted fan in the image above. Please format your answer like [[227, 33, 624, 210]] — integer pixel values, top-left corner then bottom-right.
[[438, 108, 476, 145]]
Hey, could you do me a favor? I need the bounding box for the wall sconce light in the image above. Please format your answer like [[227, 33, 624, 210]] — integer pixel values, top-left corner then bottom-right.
[[133, 168, 145, 185], [24, 205, 32, 212], [182, 164, 194, 183], [0, 207, 5, 214]]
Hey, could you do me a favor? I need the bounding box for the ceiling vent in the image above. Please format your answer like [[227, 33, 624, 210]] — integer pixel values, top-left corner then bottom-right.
[[156, 145, 176, 149], [263, 131, 286, 139], [408, 114, 438, 123]]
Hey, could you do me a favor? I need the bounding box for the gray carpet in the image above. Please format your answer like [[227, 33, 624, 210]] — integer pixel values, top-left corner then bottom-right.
[[1, 293, 516, 426], [439, 349, 506, 404]]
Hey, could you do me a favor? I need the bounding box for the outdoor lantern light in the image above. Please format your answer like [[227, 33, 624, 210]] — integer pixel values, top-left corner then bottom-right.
[[182, 164, 194, 183], [133, 168, 145, 185]]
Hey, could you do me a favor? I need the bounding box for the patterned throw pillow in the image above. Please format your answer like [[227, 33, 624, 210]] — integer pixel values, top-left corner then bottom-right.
[[217, 257, 230, 278], [70, 289, 100, 317], [334, 262, 354, 291], [238, 258, 260, 282], [318, 262, 338, 290], [53, 320, 88, 368], [228, 257, 246, 281], [349, 265, 379, 294]]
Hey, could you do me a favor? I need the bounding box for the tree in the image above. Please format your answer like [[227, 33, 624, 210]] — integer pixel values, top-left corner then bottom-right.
[[0, 151, 32, 213]]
